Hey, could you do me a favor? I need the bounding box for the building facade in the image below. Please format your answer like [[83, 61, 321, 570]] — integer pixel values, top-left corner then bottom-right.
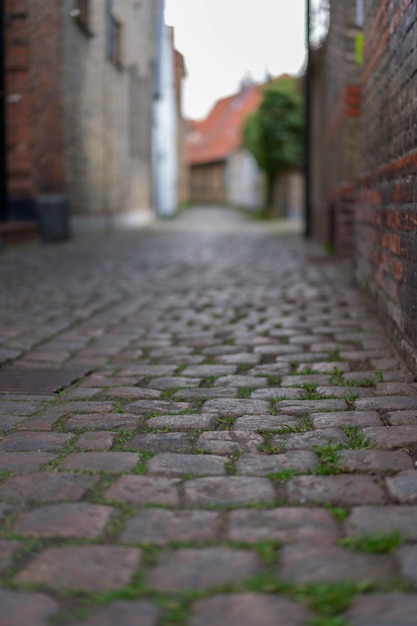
[[312, 0, 417, 374], [3, 0, 182, 240]]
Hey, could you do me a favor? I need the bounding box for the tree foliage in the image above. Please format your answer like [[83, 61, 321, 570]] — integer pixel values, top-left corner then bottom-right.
[[243, 77, 304, 210]]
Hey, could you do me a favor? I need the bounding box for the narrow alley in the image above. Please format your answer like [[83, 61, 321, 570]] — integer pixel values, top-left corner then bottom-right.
[[1, 206, 417, 626]]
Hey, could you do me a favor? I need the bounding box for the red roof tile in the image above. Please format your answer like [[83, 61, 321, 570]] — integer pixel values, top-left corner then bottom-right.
[[187, 84, 264, 165]]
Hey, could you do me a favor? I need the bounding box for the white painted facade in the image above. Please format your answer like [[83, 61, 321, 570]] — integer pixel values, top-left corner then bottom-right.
[[152, 2, 178, 218], [225, 149, 264, 210]]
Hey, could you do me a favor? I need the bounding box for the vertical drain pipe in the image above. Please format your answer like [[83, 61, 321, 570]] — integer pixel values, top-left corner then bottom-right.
[[0, 0, 8, 223], [304, 0, 312, 238]]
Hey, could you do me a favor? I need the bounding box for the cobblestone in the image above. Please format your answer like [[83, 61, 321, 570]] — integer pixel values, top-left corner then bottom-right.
[[144, 548, 260, 591], [184, 476, 276, 506], [227, 507, 340, 544], [12, 503, 114, 538], [16, 546, 141, 591], [147, 453, 226, 476], [0, 472, 99, 502], [106, 475, 180, 505], [346, 592, 417, 625], [0, 589, 59, 626], [122, 509, 222, 544], [1, 206, 416, 622], [189, 593, 312, 626], [70, 601, 160, 626], [278, 544, 395, 584]]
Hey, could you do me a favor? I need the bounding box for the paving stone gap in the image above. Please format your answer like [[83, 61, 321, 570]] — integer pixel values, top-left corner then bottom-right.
[[0, 206, 416, 625]]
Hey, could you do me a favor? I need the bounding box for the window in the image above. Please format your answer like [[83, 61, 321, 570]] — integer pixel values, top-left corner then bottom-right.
[[71, 0, 92, 35], [107, 1, 124, 67], [356, 0, 364, 28]]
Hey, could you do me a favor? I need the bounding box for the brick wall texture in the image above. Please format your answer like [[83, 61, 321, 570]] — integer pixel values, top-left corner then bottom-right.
[[314, 0, 417, 374]]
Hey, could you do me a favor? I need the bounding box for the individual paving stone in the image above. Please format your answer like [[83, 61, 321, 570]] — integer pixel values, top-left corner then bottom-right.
[[0, 472, 99, 502], [127, 400, 191, 415], [13, 503, 114, 538], [0, 452, 56, 474], [144, 547, 260, 591], [16, 545, 141, 591], [236, 451, 318, 475], [276, 399, 347, 414], [386, 410, 417, 425], [102, 387, 161, 399], [147, 453, 226, 477], [184, 476, 276, 506], [271, 428, 348, 451], [227, 507, 340, 545], [355, 397, 417, 411], [386, 470, 417, 503], [312, 410, 381, 428], [197, 430, 263, 454], [58, 401, 115, 413], [251, 388, 304, 400], [0, 539, 21, 573], [173, 387, 238, 400], [0, 589, 59, 626], [339, 449, 413, 474], [346, 592, 417, 626], [254, 345, 303, 355], [17, 411, 67, 431], [316, 385, 372, 398], [147, 377, 202, 389], [396, 545, 417, 585], [189, 592, 312, 626], [127, 432, 193, 453], [234, 415, 302, 430], [0, 431, 73, 453], [122, 509, 222, 544], [60, 452, 140, 473], [286, 474, 385, 506], [281, 374, 333, 387], [214, 352, 260, 365], [213, 375, 268, 388], [146, 413, 218, 431], [70, 600, 160, 626], [0, 415, 27, 431], [202, 399, 269, 416], [64, 413, 142, 432], [361, 425, 417, 450], [279, 544, 394, 585], [106, 475, 180, 505], [346, 506, 417, 539], [181, 365, 237, 377], [0, 400, 43, 415], [299, 361, 351, 374], [121, 365, 177, 376], [76, 431, 115, 450], [374, 382, 417, 396]]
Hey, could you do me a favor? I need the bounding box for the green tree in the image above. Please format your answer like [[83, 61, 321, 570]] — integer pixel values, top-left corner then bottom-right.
[[243, 77, 304, 214]]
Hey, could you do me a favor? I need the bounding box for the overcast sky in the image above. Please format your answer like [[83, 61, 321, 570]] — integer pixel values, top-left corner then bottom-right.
[[165, 0, 307, 120]]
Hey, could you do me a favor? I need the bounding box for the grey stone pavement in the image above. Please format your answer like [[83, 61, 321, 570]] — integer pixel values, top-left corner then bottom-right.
[[1, 205, 417, 625]]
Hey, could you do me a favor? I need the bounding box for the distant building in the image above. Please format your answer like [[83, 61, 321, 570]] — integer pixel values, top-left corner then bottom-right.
[[187, 77, 304, 218], [187, 81, 264, 209], [2, 0, 183, 241]]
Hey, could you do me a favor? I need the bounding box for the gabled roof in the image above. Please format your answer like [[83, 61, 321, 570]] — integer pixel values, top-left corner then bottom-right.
[[187, 83, 264, 165]]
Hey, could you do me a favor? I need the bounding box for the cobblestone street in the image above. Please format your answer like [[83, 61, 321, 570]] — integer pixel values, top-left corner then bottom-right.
[[1, 206, 417, 625]]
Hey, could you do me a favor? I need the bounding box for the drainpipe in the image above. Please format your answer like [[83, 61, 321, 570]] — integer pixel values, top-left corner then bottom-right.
[[0, 0, 8, 223], [304, 0, 312, 238]]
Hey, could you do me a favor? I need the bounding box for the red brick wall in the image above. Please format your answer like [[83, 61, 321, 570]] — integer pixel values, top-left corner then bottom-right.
[[356, 0, 417, 370], [5, 0, 65, 216], [311, 2, 363, 257]]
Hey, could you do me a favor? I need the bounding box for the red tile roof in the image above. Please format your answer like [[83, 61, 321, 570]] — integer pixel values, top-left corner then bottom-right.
[[187, 84, 264, 165]]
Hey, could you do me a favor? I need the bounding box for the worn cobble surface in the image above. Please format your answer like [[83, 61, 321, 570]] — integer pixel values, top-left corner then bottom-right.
[[1, 206, 417, 625]]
